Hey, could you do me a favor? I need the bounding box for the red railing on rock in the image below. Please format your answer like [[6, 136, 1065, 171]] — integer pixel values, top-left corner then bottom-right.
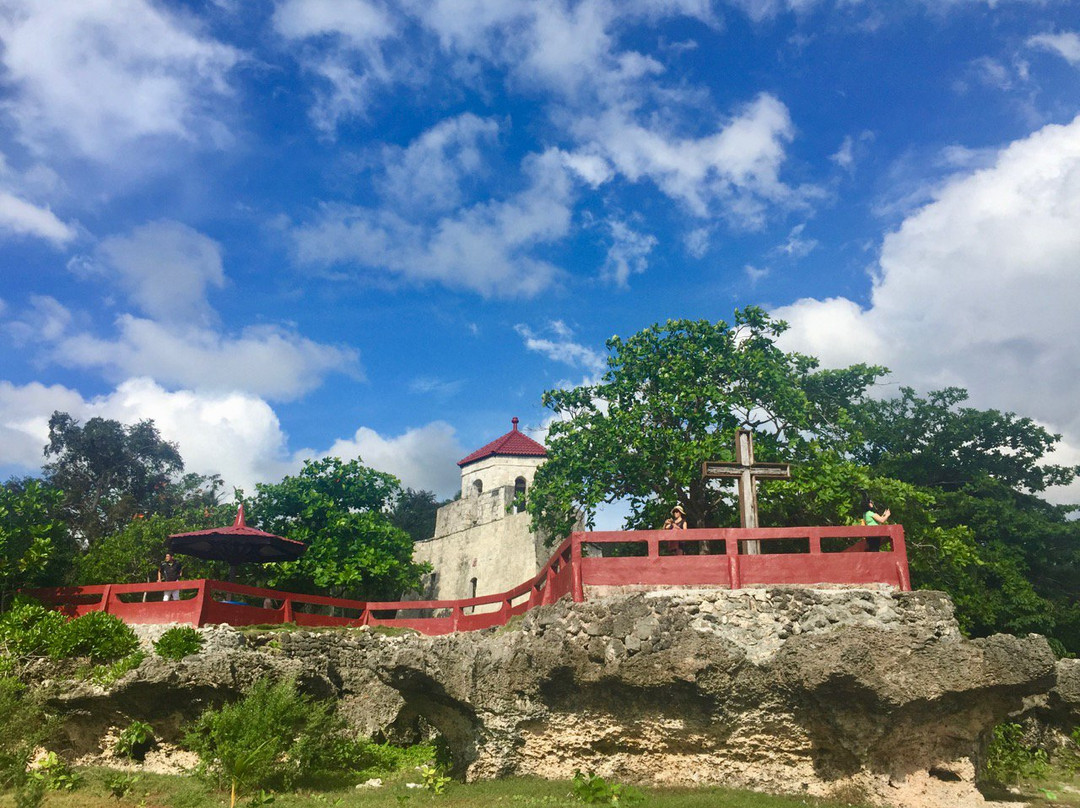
[[27, 524, 907, 634]]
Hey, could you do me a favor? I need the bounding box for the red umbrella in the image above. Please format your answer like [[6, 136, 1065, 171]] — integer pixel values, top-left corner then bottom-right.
[[167, 505, 305, 581]]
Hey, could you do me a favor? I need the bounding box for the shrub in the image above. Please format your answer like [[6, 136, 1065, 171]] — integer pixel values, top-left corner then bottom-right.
[[571, 770, 644, 807], [0, 601, 66, 659], [985, 722, 1050, 785], [184, 677, 364, 799], [86, 650, 145, 686], [0, 675, 47, 780], [49, 611, 138, 663], [115, 720, 155, 761], [154, 626, 204, 660]]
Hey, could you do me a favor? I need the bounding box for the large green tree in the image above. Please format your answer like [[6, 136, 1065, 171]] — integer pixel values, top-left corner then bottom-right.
[[849, 388, 1080, 652], [0, 479, 73, 604], [527, 311, 1080, 654], [43, 412, 185, 545], [253, 458, 428, 601], [528, 308, 885, 538]]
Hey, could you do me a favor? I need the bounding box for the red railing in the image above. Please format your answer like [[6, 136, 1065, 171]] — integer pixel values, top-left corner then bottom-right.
[[27, 524, 907, 634]]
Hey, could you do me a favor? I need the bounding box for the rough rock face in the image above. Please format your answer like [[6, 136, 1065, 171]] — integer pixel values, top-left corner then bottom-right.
[[39, 588, 1061, 808]]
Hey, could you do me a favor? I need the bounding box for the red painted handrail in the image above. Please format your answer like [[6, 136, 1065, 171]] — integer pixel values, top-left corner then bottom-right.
[[26, 524, 908, 634]]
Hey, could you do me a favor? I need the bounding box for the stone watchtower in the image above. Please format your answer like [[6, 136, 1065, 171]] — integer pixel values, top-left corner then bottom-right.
[[413, 418, 549, 601]]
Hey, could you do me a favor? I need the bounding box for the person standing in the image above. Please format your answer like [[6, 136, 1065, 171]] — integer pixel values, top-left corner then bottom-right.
[[158, 552, 183, 601], [861, 496, 891, 552]]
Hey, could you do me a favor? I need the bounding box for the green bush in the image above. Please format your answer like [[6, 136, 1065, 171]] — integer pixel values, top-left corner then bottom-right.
[[0, 601, 66, 658], [49, 611, 138, 663], [86, 650, 145, 686], [0, 603, 139, 664], [985, 722, 1050, 785], [571, 770, 644, 807], [184, 677, 366, 797], [154, 626, 204, 660], [115, 720, 155, 761]]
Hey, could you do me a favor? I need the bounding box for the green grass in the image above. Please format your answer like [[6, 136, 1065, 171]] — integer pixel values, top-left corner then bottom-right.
[[0, 770, 870, 808]]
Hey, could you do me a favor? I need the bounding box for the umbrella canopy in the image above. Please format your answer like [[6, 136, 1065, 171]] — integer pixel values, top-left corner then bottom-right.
[[167, 505, 305, 579]]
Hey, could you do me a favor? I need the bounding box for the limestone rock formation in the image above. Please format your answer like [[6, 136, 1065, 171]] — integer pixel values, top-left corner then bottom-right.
[[38, 588, 1063, 808]]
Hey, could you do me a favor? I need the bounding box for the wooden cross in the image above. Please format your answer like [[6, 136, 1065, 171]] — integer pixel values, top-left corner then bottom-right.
[[702, 429, 791, 554]]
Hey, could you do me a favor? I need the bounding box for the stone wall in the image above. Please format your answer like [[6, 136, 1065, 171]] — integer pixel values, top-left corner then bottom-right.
[[414, 484, 547, 600], [37, 587, 1075, 808]]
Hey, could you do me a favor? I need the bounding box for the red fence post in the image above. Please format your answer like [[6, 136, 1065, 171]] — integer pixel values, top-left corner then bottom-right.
[[282, 596, 294, 624], [193, 580, 208, 627], [571, 534, 584, 602], [100, 584, 113, 614]]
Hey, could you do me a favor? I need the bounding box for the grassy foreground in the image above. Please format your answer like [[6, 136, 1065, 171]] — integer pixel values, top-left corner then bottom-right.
[[0, 770, 871, 808]]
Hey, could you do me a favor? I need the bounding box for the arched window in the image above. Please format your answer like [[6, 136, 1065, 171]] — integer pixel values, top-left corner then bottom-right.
[[472, 479, 483, 497], [513, 476, 527, 513]]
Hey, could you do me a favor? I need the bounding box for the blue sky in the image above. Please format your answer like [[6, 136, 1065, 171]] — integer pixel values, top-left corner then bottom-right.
[[2, 0, 1080, 511]]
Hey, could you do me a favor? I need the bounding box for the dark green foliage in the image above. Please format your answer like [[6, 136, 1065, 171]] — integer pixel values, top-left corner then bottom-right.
[[0, 675, 47, 785], [390, 488, 447, 543], [115, 720, 155, 761], [985, 722, 1050, 785], [254, 458, 429, 600], [0, 479, 73, 604], [43, 411, 185, 545], [153, 626, 204, 660], [184, 677, 368, 794]]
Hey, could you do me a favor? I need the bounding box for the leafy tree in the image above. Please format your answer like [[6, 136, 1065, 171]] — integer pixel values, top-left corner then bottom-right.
[[525, 311, 1080, 654], [43, 412, 184, 545], [851, 389, 1080, 652], [390, 488, 448, 543], [528, 308, 885, 538], [0, 479, 72, 604], [75, 511, 232, 585], [253, 458, 428, 600]]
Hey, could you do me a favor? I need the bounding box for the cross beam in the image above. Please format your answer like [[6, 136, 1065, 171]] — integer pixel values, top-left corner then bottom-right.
[[702, 429, 791, 553]]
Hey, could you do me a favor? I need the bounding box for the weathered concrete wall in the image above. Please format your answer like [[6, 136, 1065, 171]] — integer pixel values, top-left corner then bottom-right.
[[414, 484, 545, 601], [37, 587, 1073, 808]]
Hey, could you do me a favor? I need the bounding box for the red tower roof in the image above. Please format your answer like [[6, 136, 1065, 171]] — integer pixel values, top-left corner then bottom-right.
[[458, 417, 547, 467]]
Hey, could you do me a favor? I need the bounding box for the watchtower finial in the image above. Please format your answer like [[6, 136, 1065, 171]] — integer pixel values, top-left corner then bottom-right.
[[511, 416, 519, 431]]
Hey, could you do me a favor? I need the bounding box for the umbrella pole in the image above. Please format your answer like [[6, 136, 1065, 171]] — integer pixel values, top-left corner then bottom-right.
[[228, 563, 239, 583]]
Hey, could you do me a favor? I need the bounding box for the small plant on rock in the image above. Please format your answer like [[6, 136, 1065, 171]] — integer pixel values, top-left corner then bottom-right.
[[154, 626, 204, 660], [102, 771, 140, 800], [114, 720, 155, 761]]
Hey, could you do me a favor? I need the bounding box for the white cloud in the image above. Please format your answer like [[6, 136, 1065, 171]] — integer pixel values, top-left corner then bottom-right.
[[0, 190, 76, 244], [0, 0, 240, 160], [0, 378, 293, 493], [293, 149, 574, 297], [774, 115, 1080, 484], [9, 221, 358, 401], [49, 316, 358, 401], [379, 114, 500, 212], [1027, 32, 1080, 65], [0, 376, 466, 498], [516, 321, 606, 374], [95, 220, 226, 326], [5, 295, 72, 344], [273, 0, 395, 43], [318, 421, 466, 498], [602, 219, 658, 286], [774, 223, 818, 258], [576, 93, 807, 225], [744, 264, 770, 285], [273, 0, 400, 133]]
